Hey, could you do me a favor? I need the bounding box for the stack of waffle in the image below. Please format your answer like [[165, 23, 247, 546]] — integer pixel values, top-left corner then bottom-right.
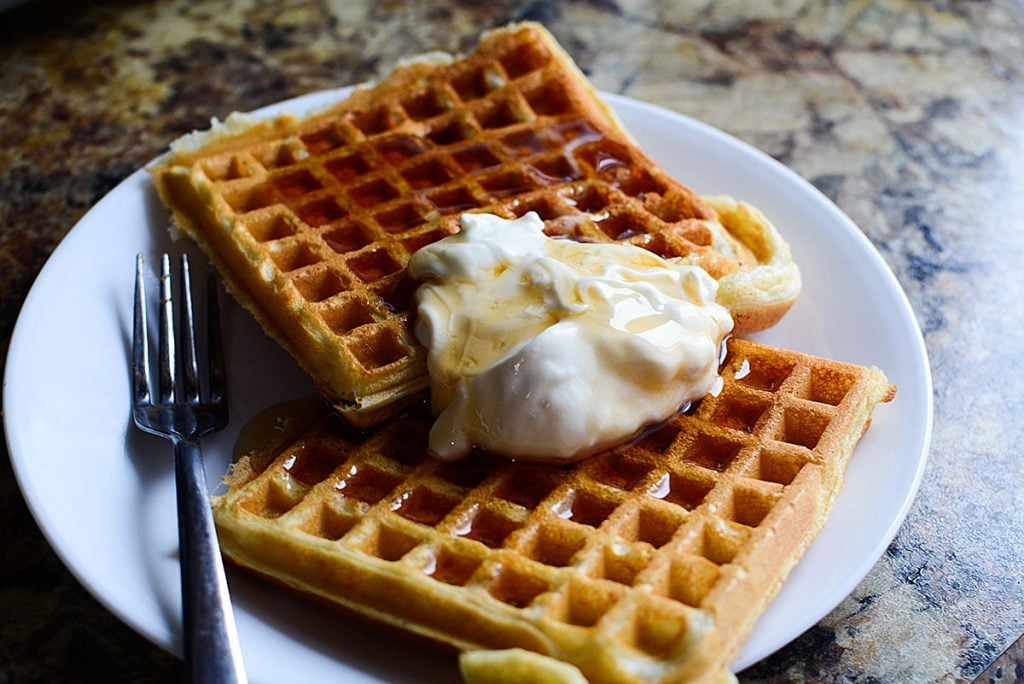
[[151, 22, 892, 684]]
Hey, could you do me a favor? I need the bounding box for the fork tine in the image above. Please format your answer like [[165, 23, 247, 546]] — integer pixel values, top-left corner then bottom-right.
[[179, 254, 201, 404], [132, 254, 152, 407], [206, 268, 227, 406], [158, 253, 176, 404]]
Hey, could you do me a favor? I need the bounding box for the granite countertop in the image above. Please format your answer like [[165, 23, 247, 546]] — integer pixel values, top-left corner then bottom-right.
[[2, 1, 1023, 682]]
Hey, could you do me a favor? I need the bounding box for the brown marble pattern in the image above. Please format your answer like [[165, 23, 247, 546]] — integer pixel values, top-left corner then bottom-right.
[[976, 633, 1024, 684], [2, 1, 1023, 682]]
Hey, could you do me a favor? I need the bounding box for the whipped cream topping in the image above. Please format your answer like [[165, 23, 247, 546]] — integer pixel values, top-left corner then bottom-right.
[[408, 212, 733, 463]]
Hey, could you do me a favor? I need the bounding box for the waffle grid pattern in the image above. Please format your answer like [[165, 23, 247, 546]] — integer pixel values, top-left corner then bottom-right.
[[215, 340, 892, 681], [159, 24, 730, 414]]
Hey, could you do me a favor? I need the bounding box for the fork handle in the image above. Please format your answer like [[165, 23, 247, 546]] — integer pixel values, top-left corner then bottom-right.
[[175, 438, 247, 684]]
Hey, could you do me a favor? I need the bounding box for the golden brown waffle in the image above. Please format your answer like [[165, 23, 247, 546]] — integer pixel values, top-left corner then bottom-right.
[[150, 22, 800, 427], [213, 339, 893, 683]]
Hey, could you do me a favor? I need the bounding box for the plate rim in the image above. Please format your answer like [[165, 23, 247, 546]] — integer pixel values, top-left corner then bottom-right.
[[3, 87, 933, 676]]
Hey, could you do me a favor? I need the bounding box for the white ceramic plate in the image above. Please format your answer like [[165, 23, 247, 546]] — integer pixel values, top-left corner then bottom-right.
[[4, 89, 932, 682]]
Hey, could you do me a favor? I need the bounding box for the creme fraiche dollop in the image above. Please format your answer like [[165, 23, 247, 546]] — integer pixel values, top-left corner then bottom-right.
[[407, 212, 733, 464]]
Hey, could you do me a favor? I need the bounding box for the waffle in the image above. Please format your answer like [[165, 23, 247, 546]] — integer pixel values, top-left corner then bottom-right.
[[213, 338, 894, 683], [150, 22, 800, 427]]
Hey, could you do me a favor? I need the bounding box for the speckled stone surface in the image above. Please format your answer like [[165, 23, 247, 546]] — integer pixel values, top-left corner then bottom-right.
[[2, 1, 1023, 682]]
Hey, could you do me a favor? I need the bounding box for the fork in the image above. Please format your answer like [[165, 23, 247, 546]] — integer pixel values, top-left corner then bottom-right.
[[132, 253, 247, 684]]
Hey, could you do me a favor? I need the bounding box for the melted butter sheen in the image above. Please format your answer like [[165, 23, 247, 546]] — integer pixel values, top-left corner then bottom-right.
[[408, 212, 734, 464]]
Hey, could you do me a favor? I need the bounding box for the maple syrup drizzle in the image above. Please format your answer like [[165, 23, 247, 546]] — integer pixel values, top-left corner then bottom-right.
[[232, 397, 327, 464]]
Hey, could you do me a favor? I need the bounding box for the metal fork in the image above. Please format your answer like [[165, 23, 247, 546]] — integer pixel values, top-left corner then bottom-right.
[[132, 253, 246, 684]]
